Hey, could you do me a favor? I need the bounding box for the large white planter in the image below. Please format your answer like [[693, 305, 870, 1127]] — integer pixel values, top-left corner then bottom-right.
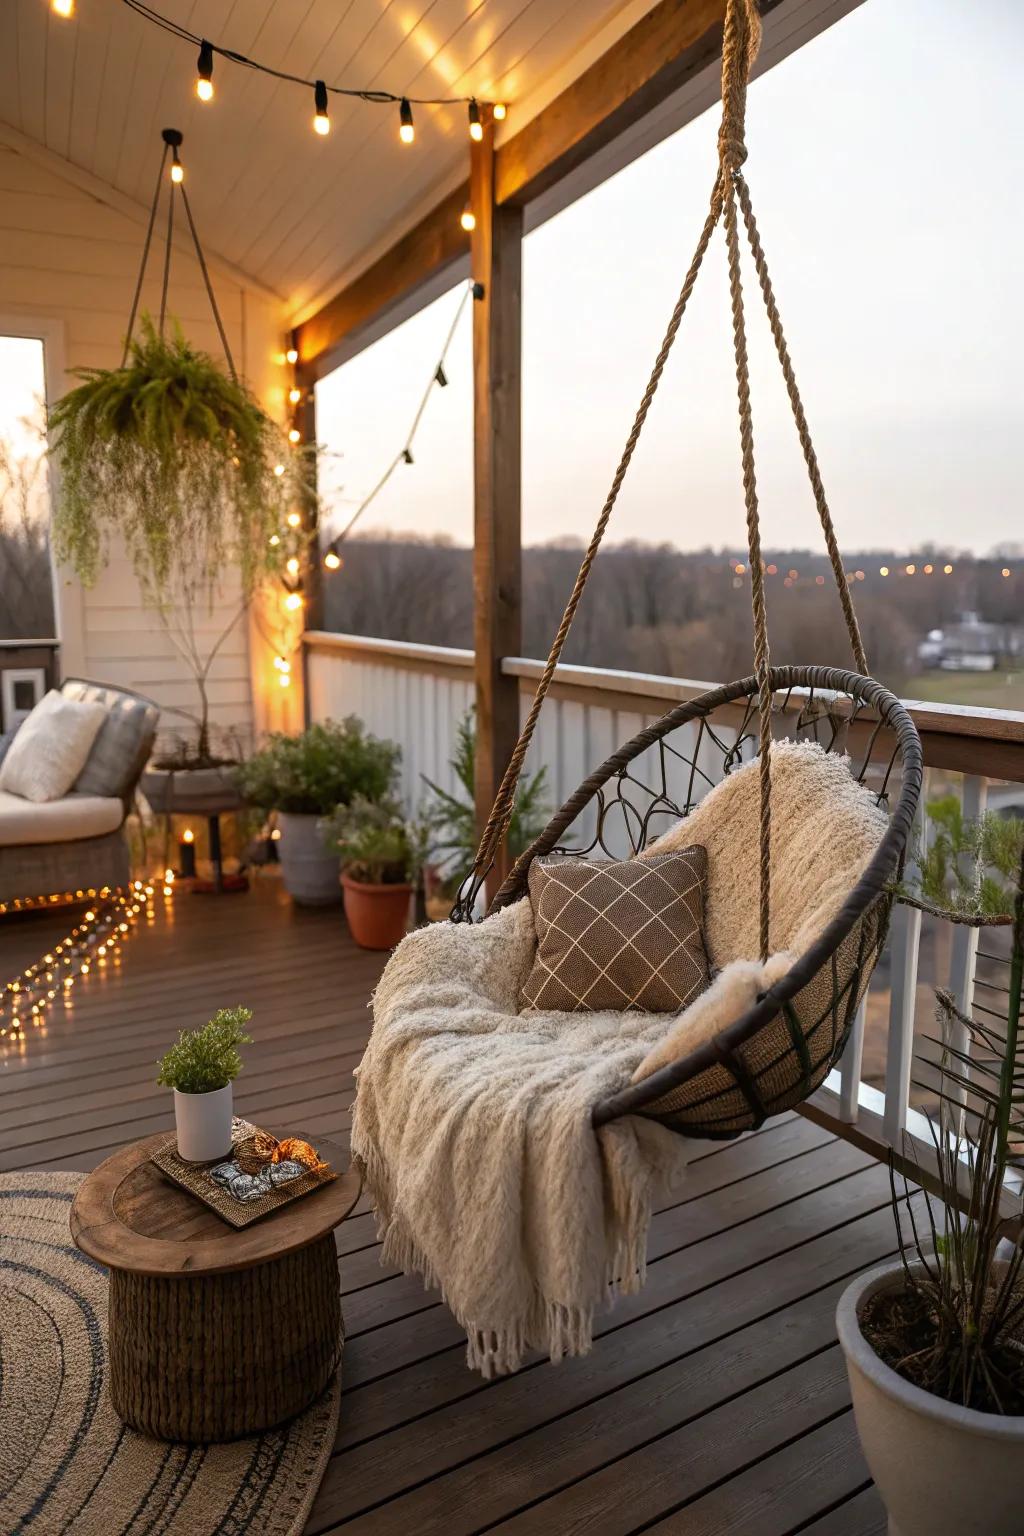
[[173, 1082, 233, 1163], [837, 1261, 1024, 1536], [276, 811, 341, 906]]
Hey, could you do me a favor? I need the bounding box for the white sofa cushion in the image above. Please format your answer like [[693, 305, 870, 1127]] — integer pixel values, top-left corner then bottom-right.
[[0, 690, 107, 803], [0, 791, 123, 847]]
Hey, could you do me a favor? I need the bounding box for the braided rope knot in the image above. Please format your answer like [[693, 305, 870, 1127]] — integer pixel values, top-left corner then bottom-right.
[[718, 125, 748, 171]]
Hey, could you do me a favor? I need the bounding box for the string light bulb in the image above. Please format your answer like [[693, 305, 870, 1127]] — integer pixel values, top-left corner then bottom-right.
[[287, 510, 302, 528], [288, 387, 301, 404], [313, 80, 330, 136], [468, 100, 483, 141], [52, 0, 74, 16], [170, 156, 184, 184], [286, 347, 298, 364], [460, 206, 476, 232], [196, 39, 214, 101], [183, 828, 195, 844], [288, 426, 301, 443], [399, 98, 415, 144], [286, 556, 300, 576], [273, 656, 290, 672], [492, 102, 507, 121], [284, 592, 303, 611], [324, 549, 342, 570]]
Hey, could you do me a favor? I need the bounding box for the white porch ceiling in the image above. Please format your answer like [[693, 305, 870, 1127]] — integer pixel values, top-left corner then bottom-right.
[[1, 0, 658, 322]]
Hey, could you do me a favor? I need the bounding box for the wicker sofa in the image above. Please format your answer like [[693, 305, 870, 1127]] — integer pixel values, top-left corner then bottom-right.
[[0, 678, 159, 905]]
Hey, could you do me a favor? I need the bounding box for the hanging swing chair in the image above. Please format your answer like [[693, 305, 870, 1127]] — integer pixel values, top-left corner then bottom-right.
[[442, 0, 923, 1140]]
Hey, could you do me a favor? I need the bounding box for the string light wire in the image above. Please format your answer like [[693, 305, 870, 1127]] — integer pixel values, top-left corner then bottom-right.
[[120, 1, 503, 121], [322, 279, 474, 560]]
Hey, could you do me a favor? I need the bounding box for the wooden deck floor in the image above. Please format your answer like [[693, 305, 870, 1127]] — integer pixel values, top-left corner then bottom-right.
[[0, 880, 892, 1535]]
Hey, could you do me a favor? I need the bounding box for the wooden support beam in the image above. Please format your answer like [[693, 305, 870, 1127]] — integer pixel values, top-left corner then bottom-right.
[[295, 184, 469, 373], [471, 118, 523, 898]]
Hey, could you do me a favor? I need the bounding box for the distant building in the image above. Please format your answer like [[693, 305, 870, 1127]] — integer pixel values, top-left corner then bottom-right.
[[917, 612, 1024, 673]]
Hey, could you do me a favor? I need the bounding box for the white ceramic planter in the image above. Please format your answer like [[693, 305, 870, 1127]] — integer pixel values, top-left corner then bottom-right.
[[276, 811, 341, 906], [837, 1261, 1024, 1536], [173, 1082, 233, 1163]]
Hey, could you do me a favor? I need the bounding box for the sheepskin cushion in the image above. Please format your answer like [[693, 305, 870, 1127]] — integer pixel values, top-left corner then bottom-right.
[[629, 740, 889, 1122], [521, 850, 710, 1013], [0, 691, 107, 804]]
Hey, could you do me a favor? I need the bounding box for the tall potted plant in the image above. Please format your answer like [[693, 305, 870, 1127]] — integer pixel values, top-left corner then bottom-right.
[[236, 718, 400, 905], [157, 1005, 253, 1163], [323, 796, 423, 949], [836, 809, 1024, 1536], [420, 709, 550, 918]]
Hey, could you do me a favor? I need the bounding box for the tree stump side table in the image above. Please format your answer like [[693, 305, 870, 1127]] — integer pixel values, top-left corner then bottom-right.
[[70, 1131, 361, 1442]]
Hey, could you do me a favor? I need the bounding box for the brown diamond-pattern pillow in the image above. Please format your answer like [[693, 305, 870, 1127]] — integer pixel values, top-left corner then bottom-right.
[[521, 849, 711, 1013]]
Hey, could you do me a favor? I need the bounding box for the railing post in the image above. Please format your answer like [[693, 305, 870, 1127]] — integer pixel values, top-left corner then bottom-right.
[[470, 111, 523, 898], [838, 998, 867, 1123], [948, 774, 989, 1118], [883, 786, 927, 1146]]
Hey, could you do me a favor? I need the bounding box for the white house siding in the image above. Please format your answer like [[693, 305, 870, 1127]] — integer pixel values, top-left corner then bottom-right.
[[0, 136, 288, 750]]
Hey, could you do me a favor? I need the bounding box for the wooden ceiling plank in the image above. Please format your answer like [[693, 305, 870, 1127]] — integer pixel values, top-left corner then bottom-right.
[[286, 0, 588, 319], [234, 0, 480, 281], [16, 0, 48, 148], [207, 0, 433, 272]]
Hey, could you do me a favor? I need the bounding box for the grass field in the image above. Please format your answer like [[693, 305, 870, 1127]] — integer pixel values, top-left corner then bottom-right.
[[898, 670, 1024, 713]]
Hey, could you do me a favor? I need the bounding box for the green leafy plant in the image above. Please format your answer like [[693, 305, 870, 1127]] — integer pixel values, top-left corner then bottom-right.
[[420, 709, 550, 893], [156, 1005, 253, 1095], [906, 798, 1024, 921], [872, 813, 1024, 1413], [236, 717, 400, 817], [48, 317, 303, 763], [323, 795, 424, 885]]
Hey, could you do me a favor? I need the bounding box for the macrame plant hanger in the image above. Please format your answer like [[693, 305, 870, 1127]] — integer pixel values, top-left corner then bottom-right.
[[453, 0, 869, 957], [122, 128, 238, 381]]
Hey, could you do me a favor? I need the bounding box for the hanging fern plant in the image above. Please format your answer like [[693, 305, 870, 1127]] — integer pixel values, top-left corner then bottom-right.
[[49, 315, 287, 601]]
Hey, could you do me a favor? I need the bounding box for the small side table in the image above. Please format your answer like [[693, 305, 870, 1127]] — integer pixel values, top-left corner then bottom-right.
[[70, 1131, 360, 1442]]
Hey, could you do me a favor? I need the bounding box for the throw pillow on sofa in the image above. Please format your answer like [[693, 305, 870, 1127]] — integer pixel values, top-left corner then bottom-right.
[[0, 690, 107, 804]]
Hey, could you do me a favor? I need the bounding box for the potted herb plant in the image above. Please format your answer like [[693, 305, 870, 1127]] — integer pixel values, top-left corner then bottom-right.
[[836, 808, 1024, 1536], [157, 1005, 253, 1163], [236, 718, 400, 905], [324, 795, 423, 949], [420, 709, 550, 919]]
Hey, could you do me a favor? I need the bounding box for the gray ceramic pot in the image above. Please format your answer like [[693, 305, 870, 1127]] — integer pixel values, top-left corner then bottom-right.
[[276, 811, 341, 906], [836, 1261, 1024, 1536]]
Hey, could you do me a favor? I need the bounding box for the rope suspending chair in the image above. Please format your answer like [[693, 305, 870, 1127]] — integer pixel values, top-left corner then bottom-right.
[[448, 0, 923, 1139]]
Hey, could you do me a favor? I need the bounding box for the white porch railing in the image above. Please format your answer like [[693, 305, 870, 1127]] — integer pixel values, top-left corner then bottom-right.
[[305, 630, 1024, 1165]]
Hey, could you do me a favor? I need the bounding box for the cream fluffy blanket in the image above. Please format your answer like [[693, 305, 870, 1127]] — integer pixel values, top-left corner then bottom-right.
[[352, 895, 689, 1376], [352, 742, 886, 1376]]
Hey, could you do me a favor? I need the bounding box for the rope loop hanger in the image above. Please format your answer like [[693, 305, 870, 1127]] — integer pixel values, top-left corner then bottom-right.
[[122, 127, 239, 383], [453, 0, 869, 949]]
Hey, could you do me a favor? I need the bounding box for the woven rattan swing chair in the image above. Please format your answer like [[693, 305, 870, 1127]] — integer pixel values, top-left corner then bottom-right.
[[450, 0, 924, 1141]]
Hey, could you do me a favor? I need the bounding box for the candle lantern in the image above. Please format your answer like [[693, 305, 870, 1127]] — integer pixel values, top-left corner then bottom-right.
[[179, 827, 197, 879]]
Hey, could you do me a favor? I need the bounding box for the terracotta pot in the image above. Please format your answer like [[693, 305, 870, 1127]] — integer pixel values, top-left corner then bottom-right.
[[276, 811, 341, 906], [836, 1261, 1024, 1536], [341, 873, 412, 950], [173, 1082, 233, 1163]]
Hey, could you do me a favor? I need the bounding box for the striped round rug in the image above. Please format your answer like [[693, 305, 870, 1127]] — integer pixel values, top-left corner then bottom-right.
[[0, 1173, 340, 1535]]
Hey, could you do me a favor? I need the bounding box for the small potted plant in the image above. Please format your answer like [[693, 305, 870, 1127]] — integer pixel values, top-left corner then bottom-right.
[[836, 808, 1024, 1536], [324, 795, 422, 950], [157, 1005, 253, 1162], [236, 717, 400, 906]]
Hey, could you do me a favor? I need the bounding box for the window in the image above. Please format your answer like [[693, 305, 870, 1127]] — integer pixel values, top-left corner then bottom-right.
[[0, 335, 55, 641]]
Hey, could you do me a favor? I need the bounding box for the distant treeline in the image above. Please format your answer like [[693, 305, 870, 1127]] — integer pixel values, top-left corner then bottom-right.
[[322, 534, 1024, 692]]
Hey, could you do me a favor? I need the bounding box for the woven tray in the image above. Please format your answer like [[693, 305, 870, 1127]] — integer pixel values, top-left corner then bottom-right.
[[151, 1120, 337, 1228]]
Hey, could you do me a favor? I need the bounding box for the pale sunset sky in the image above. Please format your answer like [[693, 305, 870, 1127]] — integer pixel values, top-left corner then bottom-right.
[[316, 0, 1023, 557]]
